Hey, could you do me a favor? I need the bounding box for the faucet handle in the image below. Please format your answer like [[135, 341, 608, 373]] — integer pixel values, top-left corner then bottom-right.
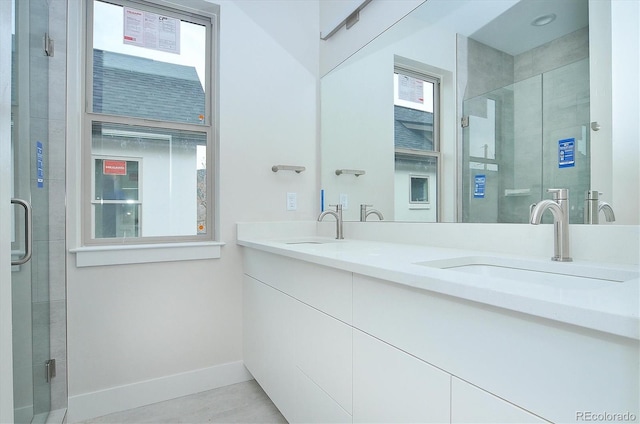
[[328, 204, 343, 211], [547, 188, 568, 200]]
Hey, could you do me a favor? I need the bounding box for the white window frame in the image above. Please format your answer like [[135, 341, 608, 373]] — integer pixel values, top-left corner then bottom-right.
[[82, 0, 219, 247], [409, 174, 429, 205], [394, 66, 440, 152], [394, 64, 442, 220]]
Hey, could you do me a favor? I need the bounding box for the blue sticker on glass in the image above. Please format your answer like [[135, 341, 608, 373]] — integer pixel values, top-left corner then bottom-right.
[[36, 141, 44, 188], [474, 174, 486, 198], [558, 138, 575, 168]]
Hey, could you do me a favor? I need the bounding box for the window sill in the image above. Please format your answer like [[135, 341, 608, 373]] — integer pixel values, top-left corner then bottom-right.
[[69, 241, 225, 267]]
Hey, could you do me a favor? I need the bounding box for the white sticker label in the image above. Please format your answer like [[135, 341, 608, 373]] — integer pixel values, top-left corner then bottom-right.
[[123, 7, 180, 54]]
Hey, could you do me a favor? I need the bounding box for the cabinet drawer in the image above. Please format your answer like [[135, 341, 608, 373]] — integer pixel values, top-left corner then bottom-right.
[[451, 377, 547, 423], [295, 301, 352, 414], [293, 368, 352, 424], [353, 329, 450, 423], [243, 275, 297, 421], [244, 249, 352, 323], [353, 273, 639, 423]]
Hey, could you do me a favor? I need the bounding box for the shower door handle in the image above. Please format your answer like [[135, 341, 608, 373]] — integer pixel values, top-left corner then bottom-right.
[[11, 198, 33, 266]]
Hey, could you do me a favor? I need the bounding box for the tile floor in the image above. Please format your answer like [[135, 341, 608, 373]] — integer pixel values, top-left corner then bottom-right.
[[78, 380, 287, 423]]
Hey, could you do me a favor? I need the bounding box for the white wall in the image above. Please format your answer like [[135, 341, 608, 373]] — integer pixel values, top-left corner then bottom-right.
[[321, 51, 394, 221], [610, 0, 639, 225], [65, 0, 319, 421], [320, 0, 425, 76], [588, 0, 639, 225]]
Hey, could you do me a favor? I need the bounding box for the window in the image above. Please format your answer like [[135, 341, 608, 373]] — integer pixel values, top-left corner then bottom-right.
[[410, 175, 429, 204], [93, 156, 141, 238], [84, 0, 217, 245], [393, 66, 441, 221]]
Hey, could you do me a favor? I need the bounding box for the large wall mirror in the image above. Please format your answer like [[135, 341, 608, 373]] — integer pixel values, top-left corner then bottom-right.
[[320, 0, 638, 224]]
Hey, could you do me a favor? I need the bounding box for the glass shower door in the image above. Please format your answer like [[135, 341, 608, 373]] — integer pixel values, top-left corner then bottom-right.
[[462, 75, 544, 223], [462, 58, 590, 224], [9, 0, 54, 422]]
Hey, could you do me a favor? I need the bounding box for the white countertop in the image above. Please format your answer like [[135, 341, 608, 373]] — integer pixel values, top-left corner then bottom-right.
[[237, 235, 640, 340]]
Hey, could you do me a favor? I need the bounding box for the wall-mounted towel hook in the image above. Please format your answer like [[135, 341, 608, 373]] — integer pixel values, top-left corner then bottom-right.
[[335, 169, 365, 177], [272, 165, 306, 174]]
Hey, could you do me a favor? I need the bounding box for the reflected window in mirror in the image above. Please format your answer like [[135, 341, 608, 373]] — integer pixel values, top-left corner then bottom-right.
[[394, 67, 440, 222], [410, 175, 429, 203]]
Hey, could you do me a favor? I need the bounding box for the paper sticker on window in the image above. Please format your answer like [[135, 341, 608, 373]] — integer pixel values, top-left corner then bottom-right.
[[398, 74, 424, 104], [103, 160, 127, 175], [123, 7, 180, 54], [558, 138, 575, 168]]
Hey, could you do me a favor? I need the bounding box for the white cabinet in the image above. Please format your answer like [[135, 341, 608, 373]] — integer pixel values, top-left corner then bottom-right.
[[293, 369, 352, 423], [243, 248, 637, 424], [294, 300, 352, 415], [353, 329, 450, 423], [243, 251, 353, 423], [451, 377, 547, 423], [352, 273, 638, 423], [243, 275, 297, 421], [244, 249, 352, 323]]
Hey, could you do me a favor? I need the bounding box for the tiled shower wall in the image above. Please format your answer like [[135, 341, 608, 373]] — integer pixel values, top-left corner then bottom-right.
[[514, 27, 589, 82]]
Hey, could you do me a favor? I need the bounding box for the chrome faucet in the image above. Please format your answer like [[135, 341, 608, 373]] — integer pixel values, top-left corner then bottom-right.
[[530, 188, 572, 262], [318, 204, 344, 239], [599, 202, 616, 222], [360, 204, 384, 222], [584, 191, 616, 224]]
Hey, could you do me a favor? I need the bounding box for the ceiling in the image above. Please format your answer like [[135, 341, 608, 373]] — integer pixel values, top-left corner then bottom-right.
[[469, 0, 589, 56]]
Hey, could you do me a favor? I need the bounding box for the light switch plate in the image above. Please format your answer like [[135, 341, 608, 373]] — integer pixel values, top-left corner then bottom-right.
[[287, 192, 297, 211], [340, 193, 348, 210]]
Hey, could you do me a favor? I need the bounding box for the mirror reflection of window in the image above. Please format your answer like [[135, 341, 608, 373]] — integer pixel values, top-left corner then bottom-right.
[[394, 66, 440, 222], [393, 71, 436, 151], [410, 175, 429, 203]]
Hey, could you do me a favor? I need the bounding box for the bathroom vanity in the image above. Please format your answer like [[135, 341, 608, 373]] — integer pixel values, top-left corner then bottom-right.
[[238, 223, 639, 423]]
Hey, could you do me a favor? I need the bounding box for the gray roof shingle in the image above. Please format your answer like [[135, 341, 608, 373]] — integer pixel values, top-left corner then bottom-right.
[[93, 49, 205, 124], [394, 105, 434, 151]]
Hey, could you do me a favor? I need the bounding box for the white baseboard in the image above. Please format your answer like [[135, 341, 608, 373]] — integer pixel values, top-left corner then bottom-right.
[[45, 408, 67, 424], [67, 361, 253, 423]]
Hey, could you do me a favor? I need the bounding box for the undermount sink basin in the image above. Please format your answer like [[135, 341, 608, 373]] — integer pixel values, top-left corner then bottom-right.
[[415, 256, 639, 290], [283, 238, 338, 245]]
